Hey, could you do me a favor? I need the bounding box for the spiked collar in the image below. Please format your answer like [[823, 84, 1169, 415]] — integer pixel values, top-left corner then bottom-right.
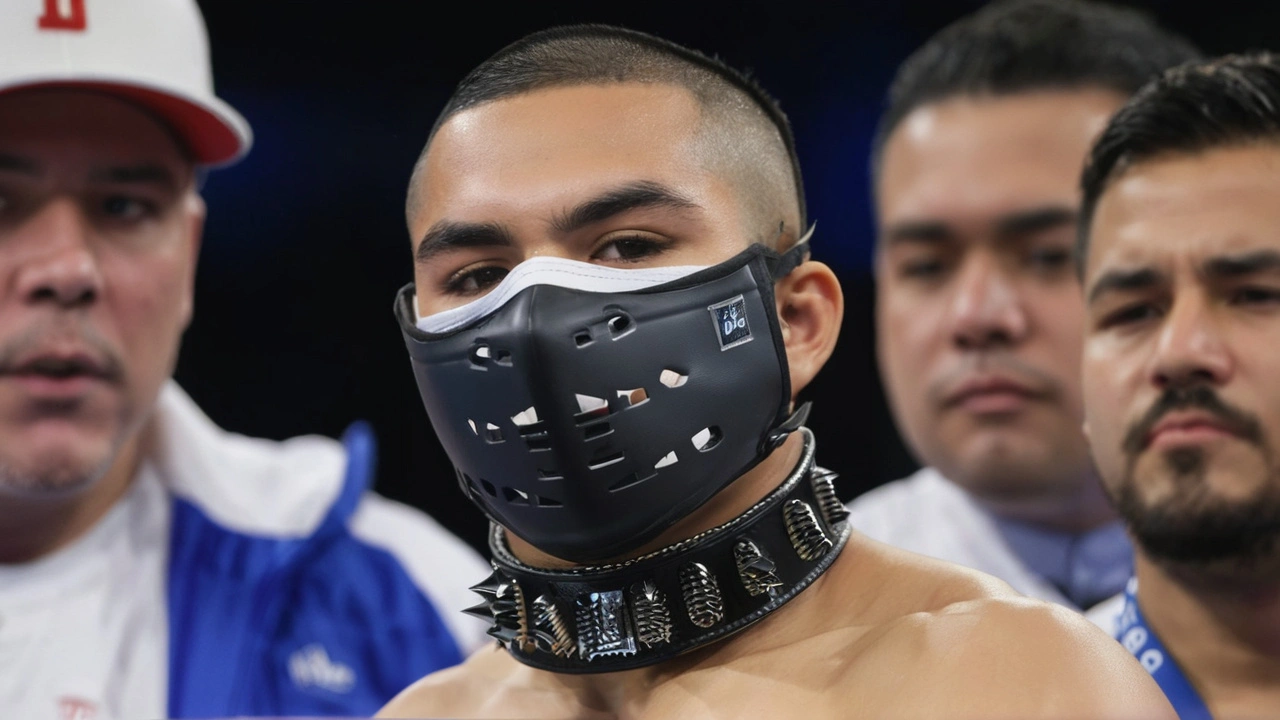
[[466, 428, 851, 674]]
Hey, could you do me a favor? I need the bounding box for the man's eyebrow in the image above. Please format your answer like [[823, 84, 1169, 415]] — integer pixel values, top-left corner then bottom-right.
[[89, 164, 179, 189], [880, 220, 952, 246], [415, 221, 514, 265], [550, 181, 699, 234], [994, 206, 1078, 238], [1203, 249, 1280, 278], [0, 153, 38, 175], [1087, 267, 1164, 305]]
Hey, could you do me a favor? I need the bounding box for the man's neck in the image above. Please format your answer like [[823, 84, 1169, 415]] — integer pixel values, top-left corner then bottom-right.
[[0, 435, 142, 564], [1136, 552, 1280, 717], [976, 472, 1119, 533]]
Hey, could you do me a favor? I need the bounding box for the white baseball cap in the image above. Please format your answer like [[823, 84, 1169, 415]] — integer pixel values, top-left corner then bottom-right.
[[0, 0, 253, 166]]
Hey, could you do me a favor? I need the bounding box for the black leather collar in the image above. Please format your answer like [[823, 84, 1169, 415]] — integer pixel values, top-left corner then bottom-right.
[[465, 428, 851, 673]]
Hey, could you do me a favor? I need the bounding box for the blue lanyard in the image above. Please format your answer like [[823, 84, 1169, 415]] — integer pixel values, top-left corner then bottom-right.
[[1116, 578, 1213, 720]]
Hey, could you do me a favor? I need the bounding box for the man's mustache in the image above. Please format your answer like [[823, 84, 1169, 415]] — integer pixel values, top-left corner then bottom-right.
[[0, 322, 124, 383], [1121, 386, 1263, 457]]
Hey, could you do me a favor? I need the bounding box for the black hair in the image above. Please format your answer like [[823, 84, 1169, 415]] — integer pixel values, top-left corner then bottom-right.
[[871, 0, 1200, 180], [1078, 52, 1280, 275], [413, 24, 806, 231]]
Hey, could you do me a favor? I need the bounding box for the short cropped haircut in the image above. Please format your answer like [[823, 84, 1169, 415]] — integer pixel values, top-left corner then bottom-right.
[[411, 24, 806, 242], [1077, 53, 1280, 275], [871, 0, 1200, 181]]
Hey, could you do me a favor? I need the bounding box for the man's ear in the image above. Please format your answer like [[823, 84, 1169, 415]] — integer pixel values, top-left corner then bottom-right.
[[181, 191, 206, 330], [775, 260, 843, 399]]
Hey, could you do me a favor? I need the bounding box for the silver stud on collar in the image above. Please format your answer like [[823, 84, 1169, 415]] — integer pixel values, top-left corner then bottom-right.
[[632, 581, 673, 648], [531, 595, 577, 659], [735, 538, 784, 597], [784, 499, 833, 561], [680, 562, 725, 628]]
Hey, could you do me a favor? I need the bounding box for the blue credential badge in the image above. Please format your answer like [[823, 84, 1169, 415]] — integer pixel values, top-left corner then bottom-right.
[[708, 295, 752, 350]]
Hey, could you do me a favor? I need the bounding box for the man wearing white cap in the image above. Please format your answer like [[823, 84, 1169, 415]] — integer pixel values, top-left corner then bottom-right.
[[0, 1, 488, 718]]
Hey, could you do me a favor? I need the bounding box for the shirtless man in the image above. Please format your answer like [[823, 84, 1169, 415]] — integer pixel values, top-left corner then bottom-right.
[[1079, 52, 1280, 718], [380, 25, 1173, 719]]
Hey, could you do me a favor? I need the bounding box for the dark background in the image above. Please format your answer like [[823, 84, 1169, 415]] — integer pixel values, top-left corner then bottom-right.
[[179, 1, 1278, 553]]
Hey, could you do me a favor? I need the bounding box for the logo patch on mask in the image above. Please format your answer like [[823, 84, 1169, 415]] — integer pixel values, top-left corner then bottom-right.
[[708, 295, 752, 350]]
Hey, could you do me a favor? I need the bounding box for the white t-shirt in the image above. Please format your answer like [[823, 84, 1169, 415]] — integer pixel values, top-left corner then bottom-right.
[[847, 467, 1131, 610], [0, 465, 168, 720]]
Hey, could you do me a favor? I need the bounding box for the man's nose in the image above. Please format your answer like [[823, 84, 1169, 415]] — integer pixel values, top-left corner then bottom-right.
[[949, 256, 1029, 351], [12, 199, 103, 309], [1150, 294, 1233, 390]]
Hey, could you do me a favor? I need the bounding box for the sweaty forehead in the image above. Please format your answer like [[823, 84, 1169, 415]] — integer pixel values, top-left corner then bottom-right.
[[410, 84, 709, 233], [877, 90, 1123, 229]]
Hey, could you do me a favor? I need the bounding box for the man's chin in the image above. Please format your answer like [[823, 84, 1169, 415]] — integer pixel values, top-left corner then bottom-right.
[[0, 432, 118, 497], [1116, 479, 1280, 575], [938, 432, 1086, 500]]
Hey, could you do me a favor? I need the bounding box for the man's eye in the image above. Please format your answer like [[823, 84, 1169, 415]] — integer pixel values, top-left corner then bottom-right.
[[101, 196, 154, 220], [593, 236, 668, 263], [445, 266, 508, 296], [1027, 247, 1071, 271], [1231, 286, 1280, 306], [899, 258, 946, 279], [1101, 303, 1161, 328]]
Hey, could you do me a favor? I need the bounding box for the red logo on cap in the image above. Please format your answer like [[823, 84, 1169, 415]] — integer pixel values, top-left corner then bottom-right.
[[38, 0, 87, 31]]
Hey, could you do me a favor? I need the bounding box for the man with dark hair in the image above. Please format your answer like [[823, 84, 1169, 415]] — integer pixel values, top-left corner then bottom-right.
[[852, 0, 1200, 611], [1078, 51, 1280, 719], [0, 1, 488, 717], [379, 24, 1174, 719]]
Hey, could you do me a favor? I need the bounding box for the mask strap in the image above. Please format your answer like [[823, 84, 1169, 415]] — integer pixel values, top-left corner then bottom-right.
[[768, 223, 815, 280], [761, 401, 812, 453]]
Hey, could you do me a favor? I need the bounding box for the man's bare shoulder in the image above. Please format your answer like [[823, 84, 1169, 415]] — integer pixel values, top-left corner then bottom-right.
[[815, 539, 1176, 718], [377, 645, 605, 720]]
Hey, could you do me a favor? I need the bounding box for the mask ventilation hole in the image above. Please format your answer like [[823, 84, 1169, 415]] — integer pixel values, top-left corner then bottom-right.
[[480, 479, 497, 497], [536, 495, 562, 507], [607, 313, 635, 339], [512, 407, 540, 426], [536, 469, 564, 481], [583, 422, 612, 441], [660, 369, 688, 388], [467, 419, 478, 435], [484, 423, 504, 444], [494, 349, 513, 366], [608, 472, 649, 492], [470, 344, 491, 368], [502, 487, 531, 506], [691, 427, 722, 452], [617, 388, 648, 407], [588, 450, 626, 470], [574, 330, 593, 348], [574, 394, 610, 423], [460, 473, 482, 501], [655, 451, 678, 469]]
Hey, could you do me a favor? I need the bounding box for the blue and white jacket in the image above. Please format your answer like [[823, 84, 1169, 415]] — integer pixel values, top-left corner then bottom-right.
[[152, 384, 488, 716]]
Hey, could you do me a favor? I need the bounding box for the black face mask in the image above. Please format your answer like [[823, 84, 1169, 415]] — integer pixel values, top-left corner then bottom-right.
[[395, 241, 810, 563]]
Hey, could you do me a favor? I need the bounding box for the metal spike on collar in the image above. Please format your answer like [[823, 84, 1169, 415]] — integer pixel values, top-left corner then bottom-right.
[[734, 538, 783, 597], [679, 562, 725, 629], [783, 499, 833, 561], [810, 467, 849, 527], [465, 568, 530, 648]]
